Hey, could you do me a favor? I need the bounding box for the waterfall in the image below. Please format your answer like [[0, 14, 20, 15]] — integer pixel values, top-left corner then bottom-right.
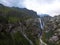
[[39, 18, 44, 29], [39, 18, 47, 45]]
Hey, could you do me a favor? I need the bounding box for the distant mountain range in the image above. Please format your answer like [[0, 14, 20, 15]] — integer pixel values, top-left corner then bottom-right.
[[38, 14, 51, 17]]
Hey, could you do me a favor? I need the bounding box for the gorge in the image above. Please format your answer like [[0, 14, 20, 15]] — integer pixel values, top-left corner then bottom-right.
[[0, 4, 60, 45]]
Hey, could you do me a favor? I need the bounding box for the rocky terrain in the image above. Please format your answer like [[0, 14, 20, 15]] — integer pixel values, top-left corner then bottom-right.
[[0, 4, 60, 45], [0, 4, 41, 45], [41, 15, 60, 45]]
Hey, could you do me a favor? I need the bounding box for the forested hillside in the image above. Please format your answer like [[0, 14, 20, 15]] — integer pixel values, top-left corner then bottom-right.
[[0, 4, 41, 45]]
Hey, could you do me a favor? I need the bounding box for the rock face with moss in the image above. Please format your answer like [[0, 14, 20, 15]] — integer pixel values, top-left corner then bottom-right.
[[41, 15, 60, 45], [0, 4, 41, 45]]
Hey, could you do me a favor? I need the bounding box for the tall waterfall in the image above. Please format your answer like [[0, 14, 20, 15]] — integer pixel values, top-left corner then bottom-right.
[[39, 18, 44, 30], [39, 18, 47, 45]]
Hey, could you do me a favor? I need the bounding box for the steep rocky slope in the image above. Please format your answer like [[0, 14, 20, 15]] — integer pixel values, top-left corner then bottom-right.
[[0, 4, 41, 45], [41, 15, 60, 45]]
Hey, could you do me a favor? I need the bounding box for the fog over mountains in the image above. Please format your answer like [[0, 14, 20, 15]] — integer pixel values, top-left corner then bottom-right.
[[0, 0, 60, 16]]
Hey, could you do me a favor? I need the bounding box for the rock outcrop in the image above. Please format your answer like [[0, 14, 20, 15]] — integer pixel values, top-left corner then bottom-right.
[[41, 15, 60, 45], [0, 4, 42, 45]]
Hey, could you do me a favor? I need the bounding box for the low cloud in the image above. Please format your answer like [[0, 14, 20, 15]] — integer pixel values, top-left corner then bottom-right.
[[0, 0, 60, 16], [0, 0, 24, 7], [24, 0, 60, 16]]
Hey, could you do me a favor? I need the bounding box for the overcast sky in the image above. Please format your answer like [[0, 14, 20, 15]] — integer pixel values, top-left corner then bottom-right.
[[0, 0, 60, 16]]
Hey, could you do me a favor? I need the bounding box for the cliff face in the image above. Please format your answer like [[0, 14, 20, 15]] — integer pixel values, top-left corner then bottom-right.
[[0, 4, 41, 45], [41, 15, 60, 45]]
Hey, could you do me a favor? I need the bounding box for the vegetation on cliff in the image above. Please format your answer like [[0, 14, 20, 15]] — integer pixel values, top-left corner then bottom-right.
[[0, 4, 41, 45], [41, 15, 60, 45]]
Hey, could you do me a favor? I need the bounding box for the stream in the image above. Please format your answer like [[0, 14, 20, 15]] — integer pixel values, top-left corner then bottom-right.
[[40, 39, 47, 45], [39, 18, 47, 45]]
